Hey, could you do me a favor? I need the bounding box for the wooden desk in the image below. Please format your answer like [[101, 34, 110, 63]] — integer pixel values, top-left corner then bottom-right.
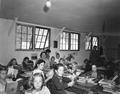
[[66, 82, 113, 94]]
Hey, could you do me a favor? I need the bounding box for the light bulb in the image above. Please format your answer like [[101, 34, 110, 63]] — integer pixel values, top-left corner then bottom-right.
[[46, 0, 51, 8]]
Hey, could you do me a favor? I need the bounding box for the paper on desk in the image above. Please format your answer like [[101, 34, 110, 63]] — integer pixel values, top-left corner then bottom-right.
[[6, 81, 18, 94]]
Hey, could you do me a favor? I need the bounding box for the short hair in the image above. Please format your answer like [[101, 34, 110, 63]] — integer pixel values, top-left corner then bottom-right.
[[54, 63, 64, 70], [56, 52, 60, 56], [40, 52, 46, 58], [23, 57, 29, 61], [34, 59, 45, 69], [29, 73, 44, 90], [7, 58, 17, 67], [45, 49, 51, 53], [0, 65, 7, 72]]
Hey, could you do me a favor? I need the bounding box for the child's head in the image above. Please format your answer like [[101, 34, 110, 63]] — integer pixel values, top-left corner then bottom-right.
[[7, 58, 17, 67], [40, 52, 47, 59], [54, 63, 64, 76], [51, 56, 55, 61], [56, 52, 60, 59], [23, 57, 29, 63], [0, 66, 7, 80], [30, 73, 44, 90], [59, 58, 65, 64], [92, 65, 97, 72], [34, 59, 45, 70]]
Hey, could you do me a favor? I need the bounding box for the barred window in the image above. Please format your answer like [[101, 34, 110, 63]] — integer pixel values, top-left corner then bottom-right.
[[35, 27, 50, 49], [85, 36, 99, 50], [60, 32, 80, 51], [16, 24, 50, 50]]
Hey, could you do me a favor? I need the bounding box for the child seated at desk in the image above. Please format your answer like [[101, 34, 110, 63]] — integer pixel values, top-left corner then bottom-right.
[[50, 63, 74, 94], [25, 73, 50, 94], [0, 66, 7, 94]]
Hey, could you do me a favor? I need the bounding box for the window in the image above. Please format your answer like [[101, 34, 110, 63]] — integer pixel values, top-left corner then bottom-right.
[[35, 27, 50, 49], [70, 33, 79, 50], [60, 32, 80, 51], [60, 32, 69, 50], [16, 24, 50, 50], [16, 24, 33, 50], [85, 36, 99, 50]]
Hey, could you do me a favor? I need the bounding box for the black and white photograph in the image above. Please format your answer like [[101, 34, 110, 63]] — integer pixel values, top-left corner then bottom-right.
[[0, 0, 120, 94]]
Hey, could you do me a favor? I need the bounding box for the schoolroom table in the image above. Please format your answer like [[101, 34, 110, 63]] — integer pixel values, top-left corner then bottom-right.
[[66, 79, 113, 94]]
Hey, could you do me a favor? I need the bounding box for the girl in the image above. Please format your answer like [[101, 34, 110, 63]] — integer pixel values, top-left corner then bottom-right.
[[33, 59, 53, 83], [33, 59, 45, 77], [50, 56, 56, 68], [25, 73, 51, 94], [0, 66, 7, 94], [7, 58, 18, 80]]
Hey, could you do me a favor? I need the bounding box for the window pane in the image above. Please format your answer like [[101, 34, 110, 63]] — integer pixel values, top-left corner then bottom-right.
[[43, 30, 48, 36], [66, 45, 68, 50], [28, 27, 32, 34], [22, 42, 27, 49], [35, 42, 40, 48], [76, 45, 78, 50], [45, 39, 49, 48], [42, 36, 46, 42], [16, 42, 21, 49], [39, 29, 44, 35], [28, 35, 32, 41], [76, 34, 78, 39], [16, 25, 22, 33], [40, 43, 44, 48], [22, 34, 27, 41], [16, 34, 21, 41], [92, 37, 98, 49], [37, 36, 42, 41], [22, 26, 27, 34], [35, 28, 39, 35], [70, 33, 79, 50]]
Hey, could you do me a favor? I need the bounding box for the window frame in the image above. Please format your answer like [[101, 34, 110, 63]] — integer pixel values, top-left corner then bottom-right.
[[59, 31, 80, 51], [34, 26, 51, 50], [85, 36, 99, 51], [15, 23, 51, 51]]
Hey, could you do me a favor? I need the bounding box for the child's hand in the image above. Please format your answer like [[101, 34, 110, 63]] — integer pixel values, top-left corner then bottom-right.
[[68, 80, 74, 87]]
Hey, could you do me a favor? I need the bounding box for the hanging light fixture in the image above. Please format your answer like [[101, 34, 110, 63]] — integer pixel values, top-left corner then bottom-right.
[[43, 0, 52, 12], [45, 0, 51, 8]]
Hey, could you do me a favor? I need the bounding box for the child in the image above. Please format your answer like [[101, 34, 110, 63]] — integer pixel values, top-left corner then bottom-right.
[[0, 66, 7, 94], [50, 56, 56, 68], [33, 59, 46, 77], [33, 59, 53, 83], [50, 63, 74, 94], [55, 52, 60, 64], [25, 73, 51, 94]]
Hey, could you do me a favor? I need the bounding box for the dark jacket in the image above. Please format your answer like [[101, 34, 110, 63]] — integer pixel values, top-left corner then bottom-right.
[[50, 73, 69, 94]]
